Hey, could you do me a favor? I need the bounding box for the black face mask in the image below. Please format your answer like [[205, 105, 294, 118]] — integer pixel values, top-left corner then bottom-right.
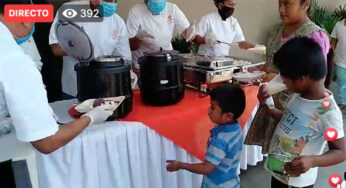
[[218, 6, 234, 21]]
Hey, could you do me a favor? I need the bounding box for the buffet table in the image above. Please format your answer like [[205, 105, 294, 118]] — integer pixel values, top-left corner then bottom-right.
[[35, 87, 263, 188], [0, 87, 263, 188]]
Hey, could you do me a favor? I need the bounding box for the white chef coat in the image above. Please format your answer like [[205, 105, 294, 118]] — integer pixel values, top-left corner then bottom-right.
[[20, 36, 43, 71], [0, 22, 58, 142], [126, 2, 189, 69], [196, 12, 245, 57], [49, 1, 132, 96]]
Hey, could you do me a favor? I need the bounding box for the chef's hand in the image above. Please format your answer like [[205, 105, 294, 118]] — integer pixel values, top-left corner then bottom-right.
[[166, 160, 183, 172], [205, 32, 217, 46], [82, 105, 113, 125], [257, 84, 271, 104], [261, 73, 277, 82], [284, 156, 314, 177], [238, 41, 255, 50], [182, 23, 196, 42]]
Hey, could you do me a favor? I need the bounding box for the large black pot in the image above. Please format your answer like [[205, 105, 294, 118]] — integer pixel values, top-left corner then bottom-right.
[[75, 56, 133, 118], [56, 21, 133, 118], [139, 50, 184, 106]]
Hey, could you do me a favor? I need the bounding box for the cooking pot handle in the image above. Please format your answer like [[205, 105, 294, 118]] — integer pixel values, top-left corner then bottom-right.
[[130, 70, 138, 90]]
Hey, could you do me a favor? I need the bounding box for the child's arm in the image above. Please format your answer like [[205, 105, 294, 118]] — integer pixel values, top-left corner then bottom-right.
[[284, 138, 345, 177], [166, 160, 215, 175], [331, 38, 338, 50], [266, 106, 284, 122]]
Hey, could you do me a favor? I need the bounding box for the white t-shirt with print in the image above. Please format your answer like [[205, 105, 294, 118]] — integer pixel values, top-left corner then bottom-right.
[[266, 92, 344, 187], [195, 12, 245, 57], [331, 19, 346, 68], [126, 2, 189, 69]]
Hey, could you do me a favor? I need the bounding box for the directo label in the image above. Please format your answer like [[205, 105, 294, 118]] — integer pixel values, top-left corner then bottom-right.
[[4, 4, 54, 22]]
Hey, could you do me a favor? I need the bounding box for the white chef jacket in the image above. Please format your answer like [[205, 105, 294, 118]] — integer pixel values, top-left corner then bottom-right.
[[196, 12, 245, 57], [0, 22, 58, 142], [20, 36, 43, 71], [49, 1, 132, 96], [126, 2, 189, 69]]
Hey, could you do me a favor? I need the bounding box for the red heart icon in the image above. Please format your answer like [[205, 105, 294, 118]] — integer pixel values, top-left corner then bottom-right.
[[324, 128, 338, 141], [322, 99, 332, 109], [324, 90, 331, 97], [329, 174, 342, 187]]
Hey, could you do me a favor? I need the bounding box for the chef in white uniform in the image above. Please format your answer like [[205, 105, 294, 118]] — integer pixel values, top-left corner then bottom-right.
[[50, 0, 131, 99], [127, 0, 193, 71], [0, 0, 113, 154], [194, 0, 255, 57]]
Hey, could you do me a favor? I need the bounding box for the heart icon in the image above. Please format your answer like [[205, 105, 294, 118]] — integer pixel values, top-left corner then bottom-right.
[[327, 131, 335, 138], [322, 99, 332, 109], [324, 90, 331, 97], [329, 174, 342, 187], [325, 128, 338, 141], [332, 177, 340, 184]]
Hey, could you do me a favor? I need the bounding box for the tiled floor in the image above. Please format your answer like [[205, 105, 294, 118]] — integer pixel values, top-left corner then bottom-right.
[[239, 83, 346, 188]]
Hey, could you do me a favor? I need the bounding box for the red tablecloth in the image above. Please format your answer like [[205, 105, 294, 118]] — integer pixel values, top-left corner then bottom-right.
[[122, 86, 259, 161]]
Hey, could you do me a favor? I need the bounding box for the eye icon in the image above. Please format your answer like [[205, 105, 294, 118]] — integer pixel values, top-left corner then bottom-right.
[[62, 9, 78, 19]]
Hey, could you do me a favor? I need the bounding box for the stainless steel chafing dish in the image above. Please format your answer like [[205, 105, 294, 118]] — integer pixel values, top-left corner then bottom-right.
[[182, 54, 265, 92]]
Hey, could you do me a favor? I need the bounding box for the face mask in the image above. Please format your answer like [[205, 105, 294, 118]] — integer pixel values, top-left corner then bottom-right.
[[147, 0, 166, 15], [98, 1, 117, 17], [16, 26, 35, 45], [218, 6, 234, 21]]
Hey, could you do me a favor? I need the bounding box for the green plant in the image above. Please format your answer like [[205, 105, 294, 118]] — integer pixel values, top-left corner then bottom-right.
[[171, 35, 199, 54], [309, 1, 345, 34], [332, 5, 346, 20]]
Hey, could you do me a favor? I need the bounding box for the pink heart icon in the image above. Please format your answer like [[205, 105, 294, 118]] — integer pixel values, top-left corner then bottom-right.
[[325, 128, 338, 141], [322, 99, 332, 109], [329, 174, 342, 187]]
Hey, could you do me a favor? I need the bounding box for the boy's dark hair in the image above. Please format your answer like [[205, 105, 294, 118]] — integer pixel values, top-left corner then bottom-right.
[[0, 0, 33, 14], [273, 37, 327, 81], [210, 85, 246, 120]]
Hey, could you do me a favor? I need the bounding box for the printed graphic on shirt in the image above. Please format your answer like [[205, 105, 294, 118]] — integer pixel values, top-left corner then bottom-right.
[[267, 95, 339, 184]]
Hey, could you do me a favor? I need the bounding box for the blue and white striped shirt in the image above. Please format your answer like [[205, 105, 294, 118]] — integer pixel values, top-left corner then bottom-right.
[[201, 122, 243, 188]]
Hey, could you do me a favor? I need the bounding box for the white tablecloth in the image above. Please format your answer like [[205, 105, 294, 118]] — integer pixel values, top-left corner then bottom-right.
[[0, 99, 264, 188]]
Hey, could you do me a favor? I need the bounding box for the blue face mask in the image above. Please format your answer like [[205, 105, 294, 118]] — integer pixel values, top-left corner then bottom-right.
[[16, 26, 35, 45], [147, 0, 166, 15], [98, 1, 117, 17]]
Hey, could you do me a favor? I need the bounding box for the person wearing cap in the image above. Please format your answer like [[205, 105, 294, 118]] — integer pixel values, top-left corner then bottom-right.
[[193, 0, 255, 57], [50, 0, 131, 99], [0, 0, 114, 161], [126, 0, 194, 71]]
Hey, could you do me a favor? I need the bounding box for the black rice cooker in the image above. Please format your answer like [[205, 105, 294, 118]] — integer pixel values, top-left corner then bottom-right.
[[138, 50, 184, 106], [56, 20, 132, 118]]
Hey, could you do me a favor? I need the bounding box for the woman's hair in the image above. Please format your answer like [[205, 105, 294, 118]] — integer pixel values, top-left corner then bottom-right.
[[213, 0, 224, 7], [300, 0, 312, 13]]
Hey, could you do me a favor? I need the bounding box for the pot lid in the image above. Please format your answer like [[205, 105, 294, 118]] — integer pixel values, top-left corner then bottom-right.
[[143, 49, 179, 57], [56, 20, 94, 63], [93, 55, 123, 63]]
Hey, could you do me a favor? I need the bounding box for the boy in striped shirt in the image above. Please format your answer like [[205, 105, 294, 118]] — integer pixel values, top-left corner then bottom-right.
[[166, 85, 246, 188]]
